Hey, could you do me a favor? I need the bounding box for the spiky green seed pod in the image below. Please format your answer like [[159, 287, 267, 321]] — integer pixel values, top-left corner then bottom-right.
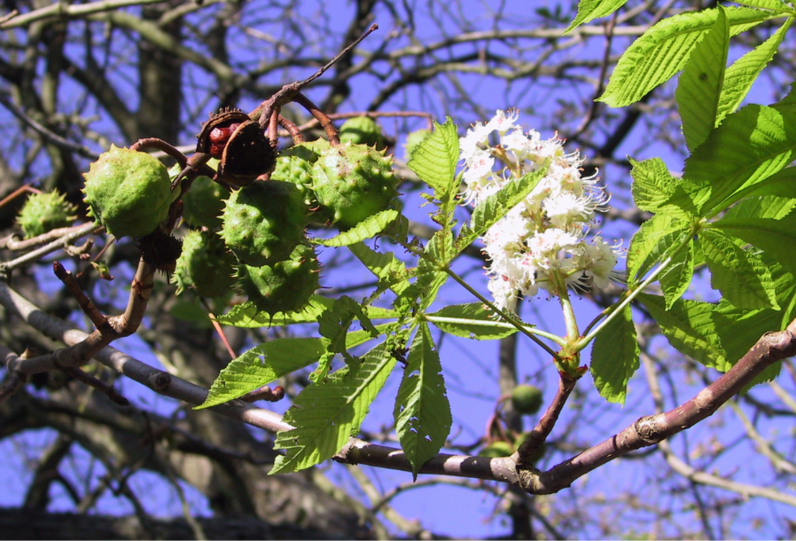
[[220, 180, 306, 267], [511, 384, 543, 415], [172, 230, 237, 298], [339, 116, 386, 150], [404, 129, 431, 160], [83, 145, 178, 238], [311, 142, 398, 229], [237, 244, 319, 316], [16, 190, 77, 238], [182, 175, 229, 229]]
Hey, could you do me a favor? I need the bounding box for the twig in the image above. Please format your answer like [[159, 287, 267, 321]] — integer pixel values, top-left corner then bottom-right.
[[0, 280, 291, 433], [53, 261, 108, 329], [0, 0, 168, 29], [0, 92, 99, 159], [0, 222, 100, 273], [0, 182, 40, 213], [60, 366, 130, 407], [514, 371, 578, 465], [336, 318, 796, 495]]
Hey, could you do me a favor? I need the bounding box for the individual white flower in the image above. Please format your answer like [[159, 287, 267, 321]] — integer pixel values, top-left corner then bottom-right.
[[581, 237, 623, 288], [460, 122, 493, 159], [488, 275, 519, 312], [486, 109, 519, 134], [543, 191, 595, 228]]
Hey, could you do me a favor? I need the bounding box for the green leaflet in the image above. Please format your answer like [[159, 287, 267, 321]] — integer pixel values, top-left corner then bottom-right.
[[590, 304, 639, 405], [629, 157, 703, 218], [197, 328, 391, 410], [196, 338, 328, 409], [659, 238, 694, 309], [722, 164, 796, 214], [407, 117, 459, 196], [215, 296, 398, 328], [723, 193, 796, 221], [599, 7, 774, 107], [675, 5, 729, 152], [215, 295, 332, 327], [394, 322, 452, 479], [626, 214, 691, 284], [565, 0, 630, 32], [717, 18, 791, 125], [732, 0, 789, 13], [348, 242, 411, 295], [426, 303, 518, 340], [308, 209, 398, 247], [710, 213, 796, 274], [458, 164, 548, 249], [698, 229, 778, 310], [685, 104, 796, 216], [637, 293, 728, 371], [271, 342, 396, 474]]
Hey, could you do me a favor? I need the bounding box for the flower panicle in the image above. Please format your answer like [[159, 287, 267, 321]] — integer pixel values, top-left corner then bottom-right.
[[459, 109, 624, 310]]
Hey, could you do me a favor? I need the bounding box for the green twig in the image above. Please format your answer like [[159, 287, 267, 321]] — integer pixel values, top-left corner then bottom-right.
[[443, 267, 562, 359], [424, 315, 564, 344]]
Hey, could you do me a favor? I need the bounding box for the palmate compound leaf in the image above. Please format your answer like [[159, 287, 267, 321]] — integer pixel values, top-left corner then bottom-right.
[[599, 7, 774, 108], [308, 209, 399, 247], [426, 303, 519, 340], [590, 304, 639, 405], [675, 5, 729, 153], [565, 0, 630, 33], [394, 322, 452, 479], [196, 328, 389, 409], [271, 342, 396, 474]]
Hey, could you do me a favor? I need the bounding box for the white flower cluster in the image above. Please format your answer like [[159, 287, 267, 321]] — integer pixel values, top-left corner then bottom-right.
[[460, 110, 622, 312]]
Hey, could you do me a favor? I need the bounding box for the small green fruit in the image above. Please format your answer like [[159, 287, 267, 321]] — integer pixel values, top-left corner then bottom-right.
[[511, 384, 544, 415], [478, 441, 513, 458], [338, 116, 386, 149], [172, 230, 237, 298], [237, 244, 319, 316], [182, 175, 229, 229], [16, 190, 76, 238], [311, 143, 398, 229], [220, 180, 307, 267], [83, 145, 177, 238], [404, 129, 431, 160]]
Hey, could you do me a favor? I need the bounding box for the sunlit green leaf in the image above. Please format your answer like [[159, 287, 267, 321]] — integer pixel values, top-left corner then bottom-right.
[[637, 293, 728, 371], [565, 0, 630, 32], [590, 304, 639, 405], [717, 18, 791, 124], [271, 343, 396, 474], [600, 7, 773, 107], [309, 209, 399, 247], [196, 338, 328, 409], [394, 323, 452, 479], [675, 6, 729, 152]]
